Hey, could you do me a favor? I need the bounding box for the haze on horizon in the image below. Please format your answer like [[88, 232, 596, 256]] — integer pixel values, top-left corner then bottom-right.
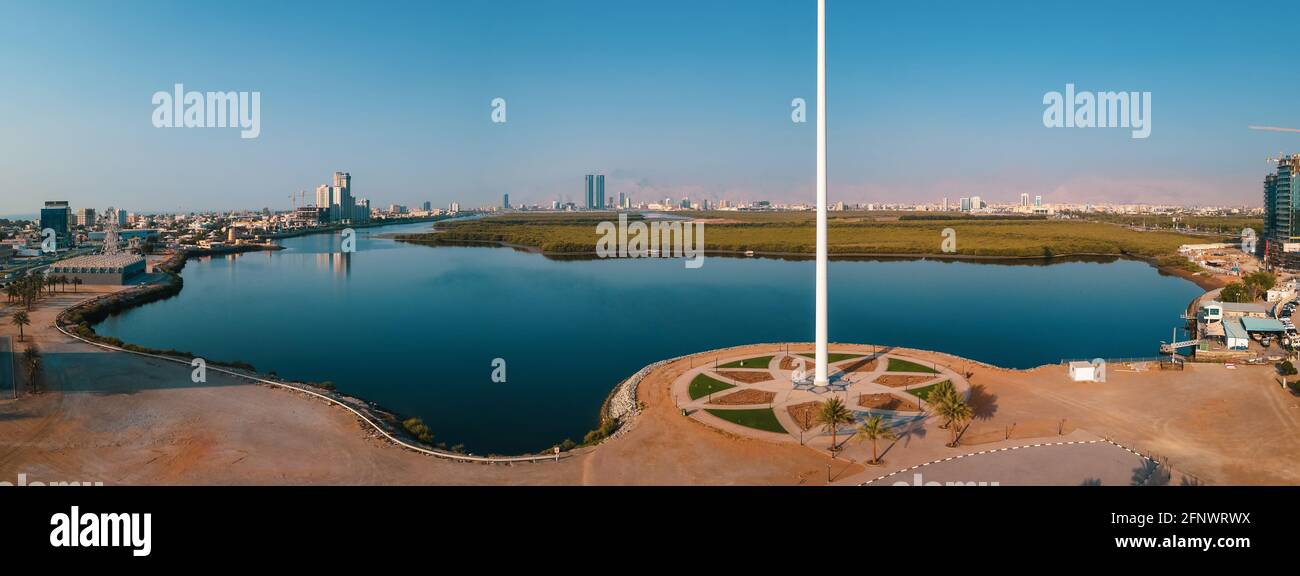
[[1, 0, 1297, 215]]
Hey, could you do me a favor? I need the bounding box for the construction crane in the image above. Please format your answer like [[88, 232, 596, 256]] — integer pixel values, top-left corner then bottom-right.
[[1267, 152, 1300, 165]]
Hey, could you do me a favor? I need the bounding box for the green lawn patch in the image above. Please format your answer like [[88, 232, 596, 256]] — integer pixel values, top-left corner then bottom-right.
[[798, 352, 864, 363], [887, 358, 938, 373], [705, 408, 786, 434], [718, 355, 773, 369], [689, 374, 736, 400], [907, 381, 950, 401]]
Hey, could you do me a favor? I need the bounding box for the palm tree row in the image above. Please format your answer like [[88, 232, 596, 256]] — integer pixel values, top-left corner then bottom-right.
[[2, 274, 82, 312]]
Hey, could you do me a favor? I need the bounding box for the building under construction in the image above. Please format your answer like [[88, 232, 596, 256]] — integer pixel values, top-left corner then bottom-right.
[[1263, 153, 1300, 269]]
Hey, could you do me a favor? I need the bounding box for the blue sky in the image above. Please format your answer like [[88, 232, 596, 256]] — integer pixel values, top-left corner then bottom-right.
[[1, 0, 1297, 215]]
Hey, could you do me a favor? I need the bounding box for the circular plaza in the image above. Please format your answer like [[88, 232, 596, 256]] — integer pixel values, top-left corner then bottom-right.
[[673, 347, 970, 453]]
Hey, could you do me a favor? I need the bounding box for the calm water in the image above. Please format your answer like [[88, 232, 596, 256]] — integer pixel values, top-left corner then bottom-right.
[[94, 222, 1202, 454]]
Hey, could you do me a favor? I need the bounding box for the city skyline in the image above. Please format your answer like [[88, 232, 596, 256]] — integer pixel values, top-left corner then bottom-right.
[[2, 0, 1299, 215]]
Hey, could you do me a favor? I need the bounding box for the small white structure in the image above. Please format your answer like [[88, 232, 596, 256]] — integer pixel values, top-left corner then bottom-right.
[[1267, 282, 1296, 303], [1067, 361, 1097, 382]]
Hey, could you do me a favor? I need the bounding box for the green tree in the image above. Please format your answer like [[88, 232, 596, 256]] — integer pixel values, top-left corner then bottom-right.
[[71, 277, 82, 293], [815, 397, 855, 455], [1220, 282, 1249, 303], [853, 415, 897, 465], [1242, 271, 1276, 301], [12, 311, 30, 342]]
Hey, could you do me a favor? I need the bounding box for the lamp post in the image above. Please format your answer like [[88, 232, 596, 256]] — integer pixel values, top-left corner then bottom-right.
[[813, 0, 830, 388]]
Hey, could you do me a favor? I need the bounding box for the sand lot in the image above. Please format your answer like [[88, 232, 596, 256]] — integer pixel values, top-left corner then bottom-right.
[[2, 293, 1298, 485]]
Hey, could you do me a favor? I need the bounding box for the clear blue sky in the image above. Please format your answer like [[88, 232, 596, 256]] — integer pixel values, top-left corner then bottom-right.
[[2, 0, 1297, 215]]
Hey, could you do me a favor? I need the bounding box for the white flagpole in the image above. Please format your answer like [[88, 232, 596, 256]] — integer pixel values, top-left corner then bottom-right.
[[814, 0, 829, 386]]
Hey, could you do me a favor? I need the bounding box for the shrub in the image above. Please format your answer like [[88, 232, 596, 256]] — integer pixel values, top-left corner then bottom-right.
[[1279, 361, 1298, 377], [402, 417, 434, 444], [581, 418, 621, 446]]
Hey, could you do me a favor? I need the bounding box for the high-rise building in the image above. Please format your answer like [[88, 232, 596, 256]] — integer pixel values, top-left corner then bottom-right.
[[959, 197, 971, 212], [618, 192, 626, 209], [970, 195, 983, 211], [596, 175, 606, 209], [1034, 195, 1043, 207], [449, 201, 460, 213], [1264, 154, 1300, 267], [503, 193, 510, 210], [314, 171, 355, 223], [585, 175, 595, 210], [422, 201, 432, 212], [40, 201, 71, 248], [75, 207, 96, 228], [1020, 193, 1030, 207]]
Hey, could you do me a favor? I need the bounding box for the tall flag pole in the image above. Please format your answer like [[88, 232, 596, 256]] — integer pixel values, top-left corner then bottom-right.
[[814, 0, 829, 386]]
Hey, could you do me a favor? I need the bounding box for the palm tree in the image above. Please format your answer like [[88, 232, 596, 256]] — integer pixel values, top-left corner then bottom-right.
[[934, 397, 973, 447], [926, 380, 958, 428], [71, 277, 82, 293], [12, 311, 30, 342], [815, 397, 855, 455], [4, 284, 16, 303], [22, 344, 42, 394], [853, 415, 897, 465]]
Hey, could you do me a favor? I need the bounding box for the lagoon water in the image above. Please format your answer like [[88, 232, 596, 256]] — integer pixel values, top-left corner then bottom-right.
[[94, 222, 1202, 454]]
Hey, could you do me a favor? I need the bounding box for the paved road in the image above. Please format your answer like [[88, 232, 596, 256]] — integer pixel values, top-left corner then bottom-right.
[[0, 336, 12, 397]]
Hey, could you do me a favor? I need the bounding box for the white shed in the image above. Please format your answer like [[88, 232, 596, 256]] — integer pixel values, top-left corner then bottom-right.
[[1068, 361, 1097, 382]]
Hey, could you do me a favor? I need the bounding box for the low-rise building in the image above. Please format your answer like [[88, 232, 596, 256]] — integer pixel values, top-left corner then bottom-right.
[[47, 253, 146, 285]]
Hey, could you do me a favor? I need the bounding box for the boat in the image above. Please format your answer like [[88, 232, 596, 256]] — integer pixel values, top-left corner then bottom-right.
[[744, 250, 755, 257]]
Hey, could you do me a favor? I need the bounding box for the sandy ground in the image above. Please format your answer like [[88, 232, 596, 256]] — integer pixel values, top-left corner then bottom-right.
[[0, 294, 844, 485], [2, 292, 1298, 485], [826, 346, 1300, 485]]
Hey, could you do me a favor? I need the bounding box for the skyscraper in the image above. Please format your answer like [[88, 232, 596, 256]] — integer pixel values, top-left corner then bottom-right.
[[585, 175, 595, 210], [596, 175, 606, 209], [1264, 154, 1300, 267], [1034, 195, 1043, 207], [502, 193, 510, 210], [40, 201, 71, 248], [315, 171, 354, 223], [1020, 193, 1030, 207]]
